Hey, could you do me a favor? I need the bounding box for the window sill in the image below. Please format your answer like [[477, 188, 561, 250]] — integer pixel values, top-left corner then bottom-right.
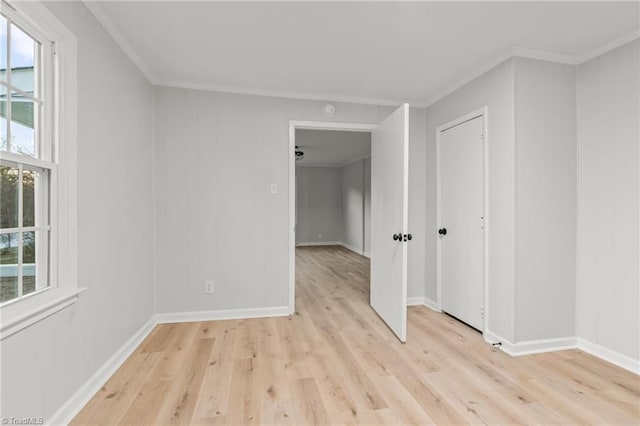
[[0, 287, 86, 341]]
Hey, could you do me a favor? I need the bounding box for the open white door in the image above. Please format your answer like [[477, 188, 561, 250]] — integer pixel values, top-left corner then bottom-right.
[[370, 103, 409, 342]]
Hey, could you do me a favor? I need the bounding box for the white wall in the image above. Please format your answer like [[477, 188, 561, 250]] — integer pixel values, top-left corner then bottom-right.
[[425, 45, 639, 360], [1, 1, 155, 420], [296, 158, 372, 255], [154, 89, 427, 313], [296, 156, 373, 257], [425, 59, 516, 340], [513, 58, 577, 342], [576, 39, 639, 362], [295, 166, 343, 244], [408, 108, 427, 299], [157, 88, 395, 313], [342, 159, 366, 252], [340, 156, 373, 258], [363, 157, 372, 255]]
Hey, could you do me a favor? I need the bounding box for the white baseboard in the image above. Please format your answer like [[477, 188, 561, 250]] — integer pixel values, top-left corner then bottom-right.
[[49, 305, 292, 424], [507, 337, 577, 356], [483, 330, 503, 346], [155, 306, 290, 324], [423, 297, 441, 312], [339, 242, 370, 258], [406, 296, 441, 312], [483, 331, 577, 356], [407, 296, 424, 306], [48, 316, 157, 425], [484, 332, 639, 375], [483, 330, 518, 354], [577, 337, 640, 375], [296, 241, 342, 247], [296, 242, 371, 258]]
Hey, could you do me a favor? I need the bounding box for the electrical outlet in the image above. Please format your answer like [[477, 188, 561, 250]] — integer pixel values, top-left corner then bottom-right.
[[205, 280, 215, 294], [318, 233, 322, 239]]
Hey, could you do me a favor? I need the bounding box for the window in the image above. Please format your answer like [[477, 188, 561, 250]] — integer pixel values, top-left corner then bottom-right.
[[0, 1, 78, 339], [1, 11, 53, 305]]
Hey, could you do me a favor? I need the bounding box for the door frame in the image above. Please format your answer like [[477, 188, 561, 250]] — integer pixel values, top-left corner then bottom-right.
[[435, 106, 489, 333], [288, 120, 378, 314]]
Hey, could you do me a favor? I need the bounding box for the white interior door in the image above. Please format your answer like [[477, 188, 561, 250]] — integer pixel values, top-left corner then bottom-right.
[[371, 103, 409, 342], [439, 115, 484, 331]]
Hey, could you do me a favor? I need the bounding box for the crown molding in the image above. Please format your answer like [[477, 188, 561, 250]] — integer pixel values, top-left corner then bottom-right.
[[81, 1, 639, 110], [424, 31, 640, 108], [576, 29, 640, 64], [423, 49, 515, 108], [511, 46, 578, 65], [155, 79, 414, 107], [512, 29, 640, 66], [295, 163, 342, 168], [296, 154, 372, 169], [83, 1, 157, 84], [83, 0, 415, 108], [339, 154, 371, 168]]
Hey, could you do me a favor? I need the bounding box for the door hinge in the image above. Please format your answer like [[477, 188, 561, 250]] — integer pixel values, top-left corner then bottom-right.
[[480, 216, 485, 229], [480, 306, 485, 319]]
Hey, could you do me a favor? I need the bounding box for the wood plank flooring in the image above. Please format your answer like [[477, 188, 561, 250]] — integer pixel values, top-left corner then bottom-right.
[[72, 245, 640, 425]]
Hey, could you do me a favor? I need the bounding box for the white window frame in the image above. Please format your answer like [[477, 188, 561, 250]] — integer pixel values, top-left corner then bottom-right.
[[0, 0, 81, 340], [1, 7, 53, 305]]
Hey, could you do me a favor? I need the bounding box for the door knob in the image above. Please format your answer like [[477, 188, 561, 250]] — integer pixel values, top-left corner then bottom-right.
[[438, 228, 447, 236], [393, 233, 402, 241], [403, 234, 412, 242]]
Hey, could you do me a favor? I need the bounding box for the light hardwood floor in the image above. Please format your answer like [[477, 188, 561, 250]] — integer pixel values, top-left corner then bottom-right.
[[72, 245, 640, 425]]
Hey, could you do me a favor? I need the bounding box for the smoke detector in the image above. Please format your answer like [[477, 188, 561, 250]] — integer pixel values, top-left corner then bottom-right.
[[322, 103, 335, 117]]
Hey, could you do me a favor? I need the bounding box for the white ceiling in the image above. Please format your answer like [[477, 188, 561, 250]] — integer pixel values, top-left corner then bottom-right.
[[88, 1, 639, 107], [295, 129, 371, 167]]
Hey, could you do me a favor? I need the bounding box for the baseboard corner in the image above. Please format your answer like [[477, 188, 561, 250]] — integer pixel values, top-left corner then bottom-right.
[[483, 332, 578, 357], [339, 242, 367, 257], [483, 330, 516, 355], [407, 296, 425, 306], [423, 297, 441, 312], [48, 315, 157, 425]]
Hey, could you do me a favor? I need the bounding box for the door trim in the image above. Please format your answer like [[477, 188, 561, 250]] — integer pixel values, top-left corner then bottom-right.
[[436, 107, 489, 333], [288, 120, 377, 314]]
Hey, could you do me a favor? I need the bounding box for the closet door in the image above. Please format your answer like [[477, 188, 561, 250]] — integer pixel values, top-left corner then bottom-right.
[[439, 115, 485, 330]]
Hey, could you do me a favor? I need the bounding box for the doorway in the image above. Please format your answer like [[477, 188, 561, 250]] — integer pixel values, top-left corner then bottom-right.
[[436, 108, 488, 333], [292, 127, 374, 324], [289, 105, 411, 342], [294, 129, 372, 254]]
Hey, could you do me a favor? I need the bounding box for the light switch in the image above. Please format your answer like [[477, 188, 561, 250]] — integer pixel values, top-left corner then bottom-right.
[[270, 183, 279, 194]]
